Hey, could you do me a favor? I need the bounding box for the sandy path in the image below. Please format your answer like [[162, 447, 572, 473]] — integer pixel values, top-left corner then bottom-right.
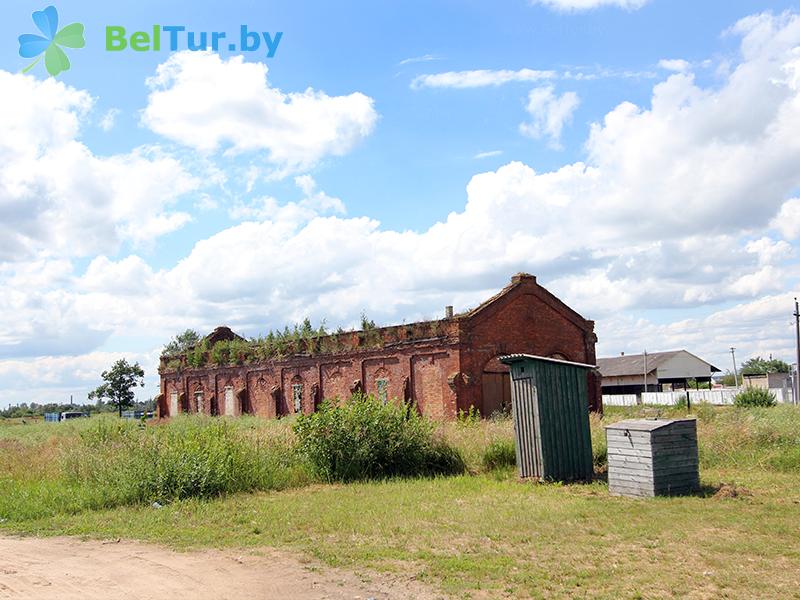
[[0, 536, 441, 600]]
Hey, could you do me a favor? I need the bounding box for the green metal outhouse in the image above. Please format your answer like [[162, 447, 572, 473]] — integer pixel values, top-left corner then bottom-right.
[[500, 354, 595, 481]]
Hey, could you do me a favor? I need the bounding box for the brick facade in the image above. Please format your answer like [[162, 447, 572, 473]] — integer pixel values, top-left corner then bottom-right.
[[157, 274, 601, 419]]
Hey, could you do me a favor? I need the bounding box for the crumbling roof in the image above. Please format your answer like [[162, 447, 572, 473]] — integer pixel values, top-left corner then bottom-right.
[[204, 326, 245, 345]]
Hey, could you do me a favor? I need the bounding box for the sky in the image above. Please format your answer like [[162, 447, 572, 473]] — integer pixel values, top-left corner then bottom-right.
[[1, 0, 800, 408]]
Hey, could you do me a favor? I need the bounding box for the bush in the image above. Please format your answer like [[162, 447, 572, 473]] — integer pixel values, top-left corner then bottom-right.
[[457, 405, 481, 427], [293, 393, 466, 482], [482, 439, 516, 470], [734, 387, 777, 408]]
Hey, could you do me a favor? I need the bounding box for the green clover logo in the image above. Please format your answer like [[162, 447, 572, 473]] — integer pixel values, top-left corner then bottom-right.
[[18, 6, 85, 77]]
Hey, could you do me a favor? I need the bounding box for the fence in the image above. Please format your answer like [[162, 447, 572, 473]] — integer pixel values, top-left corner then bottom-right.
[[603, 388, 795, 407]]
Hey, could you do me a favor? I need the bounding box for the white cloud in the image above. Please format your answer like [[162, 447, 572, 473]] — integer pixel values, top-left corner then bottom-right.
[[99, 108, 120, 131], [771, 198, 800, 239], [399, 54, 443, 66], [0, 350, 158, 407], [519, 86, 580, 148], [228, 175, 345, 222], [411, 68, 556, 89], [658, 58, 691, 72], [531, 0, 650, 12], [0, 72, 198, 262], [142, 52, 378, 175], [474, 150, 503, 159], [597, 292, 799, 369]]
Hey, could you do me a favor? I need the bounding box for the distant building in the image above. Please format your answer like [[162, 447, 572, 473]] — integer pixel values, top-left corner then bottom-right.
[[597, 350, 719, 395], [743, 372, 791, 390]]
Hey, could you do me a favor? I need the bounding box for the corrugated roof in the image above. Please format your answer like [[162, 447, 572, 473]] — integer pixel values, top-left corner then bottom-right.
[[596, 350, 714, 377]]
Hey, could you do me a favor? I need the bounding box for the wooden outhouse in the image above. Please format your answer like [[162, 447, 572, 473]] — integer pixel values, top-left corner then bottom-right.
[[605, 418, 699, 498], [500, 354, 595, 482]]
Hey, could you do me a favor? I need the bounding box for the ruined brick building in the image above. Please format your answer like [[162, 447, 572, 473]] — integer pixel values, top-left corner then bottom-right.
[[157, 274, 601, 419]]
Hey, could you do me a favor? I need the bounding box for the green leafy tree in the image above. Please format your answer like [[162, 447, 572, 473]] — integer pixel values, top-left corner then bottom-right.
[[88, 359, 145, 418], [740, 356, 791, 375], [162, 329, 201, 356]]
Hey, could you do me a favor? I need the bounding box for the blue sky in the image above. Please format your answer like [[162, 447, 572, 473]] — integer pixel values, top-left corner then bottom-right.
[[1, 0, 799, 407]]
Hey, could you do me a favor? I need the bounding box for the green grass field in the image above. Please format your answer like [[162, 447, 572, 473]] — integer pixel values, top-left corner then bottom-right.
[[2, 405, 799, 599]]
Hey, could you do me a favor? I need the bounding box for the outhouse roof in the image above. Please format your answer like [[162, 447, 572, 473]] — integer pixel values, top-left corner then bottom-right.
[[500, 354, 596, 369], [605, 417, 697, 432]]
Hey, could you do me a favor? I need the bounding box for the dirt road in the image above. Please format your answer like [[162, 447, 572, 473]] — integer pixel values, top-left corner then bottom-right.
[[0, 536, 440, 600]]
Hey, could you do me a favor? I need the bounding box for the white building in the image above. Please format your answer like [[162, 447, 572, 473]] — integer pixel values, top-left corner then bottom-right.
[[597, 350, 720, 395]]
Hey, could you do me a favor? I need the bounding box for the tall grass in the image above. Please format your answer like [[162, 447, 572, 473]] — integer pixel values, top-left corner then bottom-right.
[[0, 415, 312, 521], [65, 417, 311, 504]]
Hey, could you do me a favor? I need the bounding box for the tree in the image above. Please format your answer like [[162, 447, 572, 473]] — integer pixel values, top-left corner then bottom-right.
[[162, 329, 201, 356], [89, 359, 145, 418], [740, 356, 791, 375]]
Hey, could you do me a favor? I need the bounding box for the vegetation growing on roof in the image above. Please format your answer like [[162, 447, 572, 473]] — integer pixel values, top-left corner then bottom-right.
[[162, 329, 201, 356], [160, 314, 452, 371]]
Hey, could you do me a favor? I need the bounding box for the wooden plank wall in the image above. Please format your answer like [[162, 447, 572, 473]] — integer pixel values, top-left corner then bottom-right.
[[607, 420, 699, 498]]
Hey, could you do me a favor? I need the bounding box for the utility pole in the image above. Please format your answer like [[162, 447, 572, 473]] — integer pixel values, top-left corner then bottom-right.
[[794, 298, 800, 405], [643, 350, 648, 396], [730, 347, 739, 389]]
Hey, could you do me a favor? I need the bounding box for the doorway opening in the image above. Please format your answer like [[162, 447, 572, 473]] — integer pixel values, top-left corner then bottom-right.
[[481, 356, 511, 417]]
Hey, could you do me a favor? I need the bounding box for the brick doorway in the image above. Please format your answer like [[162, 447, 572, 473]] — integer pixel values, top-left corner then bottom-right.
[[482, 356, 511, 417]]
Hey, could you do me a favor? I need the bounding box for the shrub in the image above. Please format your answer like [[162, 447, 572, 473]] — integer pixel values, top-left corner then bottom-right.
[[457, 405, 481, 427], [734, 387, 777, 408], [293, 393, 466, 482], [482, 439, 516, 470], [187, 339, 209, 368]]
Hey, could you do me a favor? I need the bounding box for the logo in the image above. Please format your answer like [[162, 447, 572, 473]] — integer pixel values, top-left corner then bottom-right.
[[104, 26, 282, 58], [18, 6, 85, 77]]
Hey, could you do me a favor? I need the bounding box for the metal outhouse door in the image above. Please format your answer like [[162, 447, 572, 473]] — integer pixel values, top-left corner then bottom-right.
[[500, 354, 595, 482]]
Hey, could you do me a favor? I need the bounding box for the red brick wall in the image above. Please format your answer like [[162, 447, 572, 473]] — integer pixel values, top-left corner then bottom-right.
[[246, 369, 278, 418], [320, 360, 356, 403], [214, 371, 246, 416]]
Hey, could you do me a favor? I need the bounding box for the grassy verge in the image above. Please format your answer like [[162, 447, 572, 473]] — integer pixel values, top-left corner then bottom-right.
[[2, 405, 800, 598]]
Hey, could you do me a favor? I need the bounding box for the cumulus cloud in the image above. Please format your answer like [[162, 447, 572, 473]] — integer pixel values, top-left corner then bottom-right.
[[142, 52, 378, 175], [658, 58, 691, 72], [0, 350, 158, 406], [771, 198, 800, 239], [119, 12, 800, 336], [98, 108, 120, 131], [519, 86, 580, 148], [530, 0, 649, 12], [228, 175, 345, 222], [0, 72, 198, 262], [411, 68, 556, 89]]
